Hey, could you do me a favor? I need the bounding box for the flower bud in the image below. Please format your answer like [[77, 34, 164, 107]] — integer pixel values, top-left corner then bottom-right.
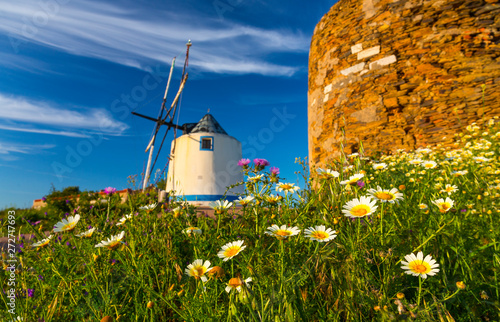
[[456, 281, 466, 290]]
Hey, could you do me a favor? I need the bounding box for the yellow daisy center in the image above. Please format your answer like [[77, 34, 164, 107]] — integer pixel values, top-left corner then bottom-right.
[[193, 266, 205, 277], [351, 205, 369, 217], [62, 222, 76, 231], [39, 240, 50, 247], [424, 164, 434, 168], [375, 192, 394, 200], [311, 231, 329, 240], [107, 241, 121, 250], [409, 261, 431, 274], [224, 246, 240, 258], [276, 230, 291, 237], [280, 184, 293, 190], [439, 203, 451, 212]]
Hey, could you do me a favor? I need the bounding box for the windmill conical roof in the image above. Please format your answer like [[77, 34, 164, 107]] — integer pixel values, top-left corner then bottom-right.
[[189, 114, 228, 135]]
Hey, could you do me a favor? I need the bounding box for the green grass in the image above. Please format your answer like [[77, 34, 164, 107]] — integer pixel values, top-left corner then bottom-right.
[[1, 119, 499, 321]]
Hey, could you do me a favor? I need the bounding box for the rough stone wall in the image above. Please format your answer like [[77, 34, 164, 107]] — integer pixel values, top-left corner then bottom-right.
[[308, 0, 500, 168]]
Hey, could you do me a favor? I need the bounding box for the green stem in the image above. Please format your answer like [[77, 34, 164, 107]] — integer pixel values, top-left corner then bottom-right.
[[379, 202, 385, 246], [417, 277, 423, 307]]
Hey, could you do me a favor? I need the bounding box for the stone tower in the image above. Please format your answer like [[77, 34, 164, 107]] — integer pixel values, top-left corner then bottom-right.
[[308, 0, 500, 168]]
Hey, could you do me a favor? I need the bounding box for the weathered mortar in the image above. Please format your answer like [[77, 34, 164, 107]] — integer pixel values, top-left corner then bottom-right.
[[308, 0, 500, 169]]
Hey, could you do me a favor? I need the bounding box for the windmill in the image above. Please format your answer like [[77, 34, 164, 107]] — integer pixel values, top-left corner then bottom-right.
[[132, 40, 192, 191]]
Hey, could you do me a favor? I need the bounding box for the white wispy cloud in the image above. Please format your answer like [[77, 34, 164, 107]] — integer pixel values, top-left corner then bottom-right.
[[0, 142, 55, 155], [0, 93, 128, 137], [0, 140, 55, 161], [0, 0, 309, 76], [0, 124, 89, 138]]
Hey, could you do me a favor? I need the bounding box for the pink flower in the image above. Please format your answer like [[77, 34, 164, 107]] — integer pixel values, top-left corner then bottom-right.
[[270, 167, 280, 175], [253, 158, 270, 167], [104, 187, 117, 195], [238, 159, 251, 167]]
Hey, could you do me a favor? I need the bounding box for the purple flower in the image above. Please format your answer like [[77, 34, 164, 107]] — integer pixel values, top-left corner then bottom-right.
[[38, 275, 44, 281], [65, 200, 70, 204], [356, 180, 365, 188], [270, 167, 280, 175], [461, 209, 467, 212], [104, 187, 117, 195], [88, 225, 93, 229], [27, 289, 34, 298], [66, 242, 71, 247], [44, 212, 48, 216], [42, 197, 46, 201], [89, 205, 93, 209], [238, 158, 251, 167], [253, 158, 270, 167]]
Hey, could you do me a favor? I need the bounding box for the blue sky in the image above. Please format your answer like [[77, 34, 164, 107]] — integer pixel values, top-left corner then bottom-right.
[[0, 0, 335, 209]]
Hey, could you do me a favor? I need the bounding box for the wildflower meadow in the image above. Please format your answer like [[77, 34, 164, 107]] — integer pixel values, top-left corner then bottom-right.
[[1, 119, 499, 321]]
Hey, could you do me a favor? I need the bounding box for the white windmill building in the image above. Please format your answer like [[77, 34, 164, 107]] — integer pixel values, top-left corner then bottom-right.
[[165, 113, 244, 205]]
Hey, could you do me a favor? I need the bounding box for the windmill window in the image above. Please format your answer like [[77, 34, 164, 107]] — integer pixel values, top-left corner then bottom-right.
[[200, 136, 214, 151]]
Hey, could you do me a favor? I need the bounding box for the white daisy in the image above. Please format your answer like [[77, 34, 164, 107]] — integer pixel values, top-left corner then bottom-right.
[[247, 174, 264, 182], [31, 235, 53, 248], [342, 196, 378, 218], [340, 173, 365, 185], [209, 200, 233, 212], [185, 259, 212, 283], [431, 197, 454, 213], [401, 251, 439, 279], [421, 161, 438, 169], [95, 231, 125, 250], [217, 240, 246, 261], [265, 224, 301, 240], [276, 182, 300, 194], [76, 227, 96, 238], [304, 226, 337, 242], [238, 196, 255, 207], [183, 227, 202, 236], [440, 184, 458, 195], [53, 214, 80, 233], [367, 186, 404, 203], [372, 163, 387, 170], [140, 203, 157, 211], [116, 214, 132, 226], [317, 168, 340, 179]]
